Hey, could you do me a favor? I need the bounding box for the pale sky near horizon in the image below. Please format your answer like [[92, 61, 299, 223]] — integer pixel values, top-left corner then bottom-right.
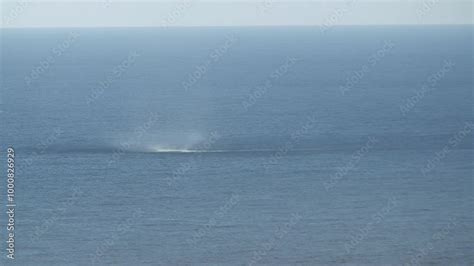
[[0, 1, 472, 28]]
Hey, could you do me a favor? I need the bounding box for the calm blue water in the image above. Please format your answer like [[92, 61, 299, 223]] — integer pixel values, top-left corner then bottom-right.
[[0, 26, 473, 265]]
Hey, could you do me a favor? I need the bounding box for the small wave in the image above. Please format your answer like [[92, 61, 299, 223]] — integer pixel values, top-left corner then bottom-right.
[[153, 148, 198, 153], [150, 148, 318, 154], [16, 132, 473, 155], [28, 145, 322, 154]]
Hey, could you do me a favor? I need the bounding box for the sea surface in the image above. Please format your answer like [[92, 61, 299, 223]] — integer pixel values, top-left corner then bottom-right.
[[0, 26, 473, 265]]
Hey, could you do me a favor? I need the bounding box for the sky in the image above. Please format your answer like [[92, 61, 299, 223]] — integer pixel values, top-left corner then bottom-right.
[[0, 0, 472, 28]]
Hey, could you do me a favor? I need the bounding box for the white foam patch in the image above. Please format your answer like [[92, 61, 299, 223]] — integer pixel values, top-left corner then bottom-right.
[[152, 148, 195, 153]]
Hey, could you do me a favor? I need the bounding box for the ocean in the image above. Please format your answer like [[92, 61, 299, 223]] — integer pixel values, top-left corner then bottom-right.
[[0, 26, 473, 265]]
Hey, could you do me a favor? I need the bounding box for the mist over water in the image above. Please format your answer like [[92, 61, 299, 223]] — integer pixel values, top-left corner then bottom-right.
[[0, 26, 473, 265]]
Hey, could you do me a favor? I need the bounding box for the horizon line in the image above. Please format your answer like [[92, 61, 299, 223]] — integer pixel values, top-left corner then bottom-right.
[[1, 23, 473, 29]]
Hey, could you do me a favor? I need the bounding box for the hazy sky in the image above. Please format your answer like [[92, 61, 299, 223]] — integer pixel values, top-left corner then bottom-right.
[[1, 0, 472, 28]]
